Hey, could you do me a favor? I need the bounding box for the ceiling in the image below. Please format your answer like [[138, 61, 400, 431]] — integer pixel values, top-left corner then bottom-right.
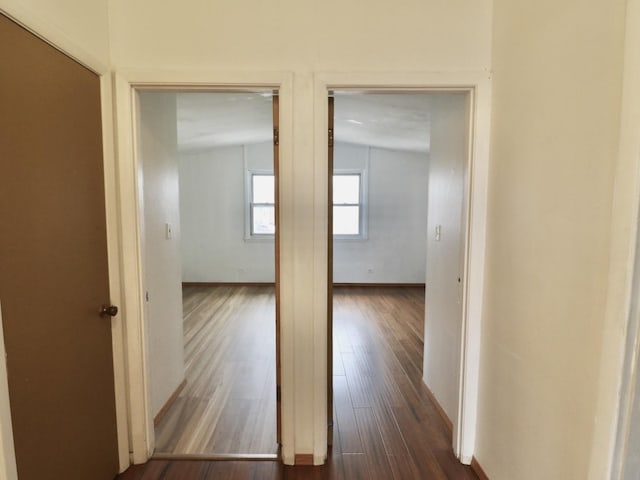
[[176, 91, 435, 153]]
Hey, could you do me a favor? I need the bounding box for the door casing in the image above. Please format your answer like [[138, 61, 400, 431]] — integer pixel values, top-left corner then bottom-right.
[[113, 71, 293, 463], [315, 73, 492, 463]]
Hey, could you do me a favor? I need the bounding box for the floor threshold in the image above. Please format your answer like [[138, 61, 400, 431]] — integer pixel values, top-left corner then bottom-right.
[[151, 453, 279, 462]]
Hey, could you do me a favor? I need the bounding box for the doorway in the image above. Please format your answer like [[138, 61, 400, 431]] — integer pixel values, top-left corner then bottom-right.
[[135, 89, 281, 457], [328, 90, 472, 467]]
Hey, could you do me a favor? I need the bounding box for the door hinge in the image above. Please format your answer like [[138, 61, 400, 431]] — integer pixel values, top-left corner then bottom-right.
[[273, 127, 279, 146], [276, 385, 281, 402], [328, 128, 334, 147]]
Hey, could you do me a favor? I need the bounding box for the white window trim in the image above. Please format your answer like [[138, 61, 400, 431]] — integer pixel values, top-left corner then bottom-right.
[[244, 150, 275, 241], [333, 163, 369, 241]]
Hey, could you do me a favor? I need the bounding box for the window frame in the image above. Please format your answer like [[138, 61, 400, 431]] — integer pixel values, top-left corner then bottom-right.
[[333, 169, 368, 240], [245, 169, 275, 240]]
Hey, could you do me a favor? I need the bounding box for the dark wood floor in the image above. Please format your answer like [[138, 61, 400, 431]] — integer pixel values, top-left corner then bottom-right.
[[117, 286, 478, 479], [154, 285, 277, 455]]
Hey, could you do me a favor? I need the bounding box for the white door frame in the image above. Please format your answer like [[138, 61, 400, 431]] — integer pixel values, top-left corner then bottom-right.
[[0, 3, 130, 474], [113, 70, 294, 463], [314, 72, 491, 463]]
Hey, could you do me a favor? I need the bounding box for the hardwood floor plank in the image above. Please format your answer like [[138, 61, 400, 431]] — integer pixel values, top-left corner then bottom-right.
[[353, 407, 394, 479], [369, 398, 411, 458], [154, 285, 277, 456], [391, 405, 450, 480], [120, 287, 478, 479], [340, 454, 373, 480], [341, 352, 373, 408], [333, 374, 363, 454]]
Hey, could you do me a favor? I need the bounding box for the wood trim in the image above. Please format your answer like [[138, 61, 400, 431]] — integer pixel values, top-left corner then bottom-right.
[[181, 282, 275, 287], [153, 379, 186, 426], [471, 457, 490, 480], [152, 453, 279, 462], [327, 95, 334, 447], [273, 93, 282, 446], [423, 384, 453, 433], [294, 454, 314, 466], [333, 283, 425, 288], [424, 384, 488, 477]]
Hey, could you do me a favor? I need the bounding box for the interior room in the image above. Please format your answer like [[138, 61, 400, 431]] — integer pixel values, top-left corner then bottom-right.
[[329, 91, 470, 475], [137, 90, 278, 456]]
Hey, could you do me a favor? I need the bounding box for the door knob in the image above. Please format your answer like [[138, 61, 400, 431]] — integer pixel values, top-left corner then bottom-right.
[[99, 305, 118, 318]]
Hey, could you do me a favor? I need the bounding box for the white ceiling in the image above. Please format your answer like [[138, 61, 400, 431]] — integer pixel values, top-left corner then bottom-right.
[[333, 93, 431, 152], [176, 91, 434, 153], [177, 92, 274, 152]]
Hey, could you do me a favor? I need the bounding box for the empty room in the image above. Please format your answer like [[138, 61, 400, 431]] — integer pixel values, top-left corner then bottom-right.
[[328, 91, 475, 477], [136, 90, 280, 457]]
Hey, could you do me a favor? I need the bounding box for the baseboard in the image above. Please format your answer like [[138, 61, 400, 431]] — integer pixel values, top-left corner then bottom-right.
[[182, 282, 275, 287], [423, 385, 489, 478], [423, 384, 453, 433], [332, 283, 425, 288], [471, 457, 490, 480], [182, 282, 423, 288], [294, 454, 314, 465], [153, 379, 186, 426]]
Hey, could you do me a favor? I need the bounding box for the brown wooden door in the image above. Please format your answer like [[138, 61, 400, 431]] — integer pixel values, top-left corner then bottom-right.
[[0, 14, 119, 480], [273, 93, 282, 445], [327, 95, 334, 444]]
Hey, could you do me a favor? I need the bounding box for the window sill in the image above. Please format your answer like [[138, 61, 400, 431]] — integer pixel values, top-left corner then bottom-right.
[[333, 235, 368, 242], [244, 235, 275, 243]]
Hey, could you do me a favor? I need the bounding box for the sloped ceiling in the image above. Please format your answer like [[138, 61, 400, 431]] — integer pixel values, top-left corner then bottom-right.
[[177, 92, 433, 153]]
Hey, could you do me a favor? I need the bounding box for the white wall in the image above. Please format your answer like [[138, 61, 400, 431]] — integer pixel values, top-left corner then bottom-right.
[[138, 92, 185, 417], [179, 140, 428, 284], [333, 142, 428, 284], [476, 0, 627, 479], [422, 94, 467, 426], [179, 141, 275, 283], [108, 2, 491, 72]]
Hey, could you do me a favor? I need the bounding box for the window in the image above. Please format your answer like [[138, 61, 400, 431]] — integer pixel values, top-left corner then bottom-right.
[[250, 173, 275, 235], [333, 173, 365, 237]]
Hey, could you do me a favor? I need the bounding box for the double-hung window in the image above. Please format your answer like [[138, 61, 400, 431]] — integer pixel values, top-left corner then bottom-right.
[[333, 172, 366, 238], [250, 173, 275, 236], [246, 171, 365, 239]]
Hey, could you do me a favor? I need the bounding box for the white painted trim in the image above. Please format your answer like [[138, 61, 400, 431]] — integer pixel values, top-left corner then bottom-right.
[[0, 303, 18, 480], [457, 75, 492, 464], [314, 70, 492, 463], [0, 3, 107, 74], [332, 164, 369, 240], [113, 70, 294, 464], [245, 166, 277, 240], [101, 76, 132, 473], [113, 73, 154, 463]]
